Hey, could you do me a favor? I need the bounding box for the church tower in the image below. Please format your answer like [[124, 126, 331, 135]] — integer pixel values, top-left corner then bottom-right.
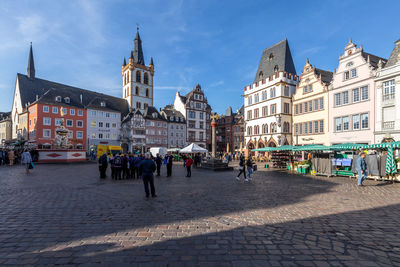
[[122, 27, 154, 112]]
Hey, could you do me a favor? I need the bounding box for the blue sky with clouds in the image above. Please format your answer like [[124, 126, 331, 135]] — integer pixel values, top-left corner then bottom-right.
[[0, 0, 399, 114]]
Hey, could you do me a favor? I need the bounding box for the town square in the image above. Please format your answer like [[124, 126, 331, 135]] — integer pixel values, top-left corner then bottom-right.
[[1, 0, 400, 266]]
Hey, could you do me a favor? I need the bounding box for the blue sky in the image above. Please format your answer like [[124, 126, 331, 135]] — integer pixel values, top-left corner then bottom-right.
[[0, 0, 399, 114]]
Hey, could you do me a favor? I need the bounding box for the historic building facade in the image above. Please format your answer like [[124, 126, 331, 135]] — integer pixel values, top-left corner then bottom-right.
[[173, 84, 211, 148], [120, 109, 146, 153], [244, 39, 298, 154], [375, 39, 400, 143], [0, 112, 12, 142], [329, 40, 386, 145], [232, 106, 245, 153], [143, 106, 168, 148], [160, 105, 186, 148], [215, 106, 237, 153], [292, 59, 332, 146], [121, 28, 154, 112]]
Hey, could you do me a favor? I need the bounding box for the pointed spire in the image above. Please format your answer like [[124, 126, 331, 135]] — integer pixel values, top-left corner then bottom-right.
[[130, 51, 134, 60], [149, 57, 154, 66], [349, 37, 352, 44], [123, 57, 126, 66], [27, 42, 35, 80], [133, 26, 145, 65], [306, 57, 309, 64]]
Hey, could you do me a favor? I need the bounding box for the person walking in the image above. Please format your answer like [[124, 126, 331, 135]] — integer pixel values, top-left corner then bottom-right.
[[236, 155, 248, 182], [182, 154, 187, 168], [121, 154, 129, 179], [246, 157, 254, 180], [155, 154, 162, 176], [186, 156, 193, 177], [139, 152, 157, 198], [356, 152, 368, 186], [129, 154, 135, 179], [98, 152, 108, 179], [21, 149, 33, 174], [8, 149, 15, 166], [166, 154, 173, 177]]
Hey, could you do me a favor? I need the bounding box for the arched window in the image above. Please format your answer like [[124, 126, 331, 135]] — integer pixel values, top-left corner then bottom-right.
[[258, 71, 263, 79], [262, 124, 268, 134], [274, 65, 279, 72], [144, 73, 149, 85], [145, 88, 149, 97], [254, 125, 258, 135], [283, 122, 289, 133], [136, 71, 141, 83], [135, 87, 139, 95], [247, 126, 252, 136]]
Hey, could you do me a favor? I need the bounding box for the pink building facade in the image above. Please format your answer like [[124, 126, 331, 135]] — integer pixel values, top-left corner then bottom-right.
[[329, 40, 386, 145]]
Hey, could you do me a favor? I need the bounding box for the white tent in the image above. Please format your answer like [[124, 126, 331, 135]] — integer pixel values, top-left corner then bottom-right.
[[179, 143, 208, 153]]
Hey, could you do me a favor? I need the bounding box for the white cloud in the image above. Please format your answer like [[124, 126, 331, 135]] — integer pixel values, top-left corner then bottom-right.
[[209, 80, 224, 87]]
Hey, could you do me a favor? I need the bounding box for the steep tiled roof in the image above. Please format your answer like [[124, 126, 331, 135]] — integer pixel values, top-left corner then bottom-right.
[[254, 39, 297, 83], [161, 107, 186, 123], [17, 73, 129, 116], [361, 51, 387, 69], [384, 40, 400, 68], [315, 68, 333, 85], [143, 106, 167, 121]]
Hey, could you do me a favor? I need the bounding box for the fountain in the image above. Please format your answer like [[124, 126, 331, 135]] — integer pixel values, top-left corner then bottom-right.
[[54, 108, 70, 149]]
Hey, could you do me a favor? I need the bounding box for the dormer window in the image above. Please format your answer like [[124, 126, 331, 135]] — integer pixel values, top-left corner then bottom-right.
[[259, 71, 264, 79], [152, 113, 158, 119], [274, 65, 279, 72], [346, 61, 354, 67], [269, 53, 274, 61], [64, 97, 70, 104], [100, 101, 106, 107], [55, 96, 62, 102]]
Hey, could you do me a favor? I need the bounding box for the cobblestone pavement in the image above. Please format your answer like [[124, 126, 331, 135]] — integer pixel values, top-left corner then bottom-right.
[[0, 162, 400, 266]]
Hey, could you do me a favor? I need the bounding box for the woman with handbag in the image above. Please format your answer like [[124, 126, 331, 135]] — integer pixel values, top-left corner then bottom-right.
[[21, 149, 33, 174]]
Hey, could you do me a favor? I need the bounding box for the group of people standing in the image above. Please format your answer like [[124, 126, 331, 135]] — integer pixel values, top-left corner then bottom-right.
[[0, 148, 34, 174]]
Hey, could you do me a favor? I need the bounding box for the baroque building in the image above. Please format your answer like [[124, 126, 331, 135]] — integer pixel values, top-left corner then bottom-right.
[[160, 105, 187, 148], [173, 84, 211, 149], [375, 39, 400, 142], [329, 39, 386, 145], [121, 28, 154, 112], [244, 39, 298, 155], [292, 59, 332, 146]]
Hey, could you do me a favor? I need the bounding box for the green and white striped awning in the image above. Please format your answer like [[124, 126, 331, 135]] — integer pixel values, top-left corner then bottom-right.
[[292, 145, 330, 151], [329, 143, 366, 150], [252, 145, 294, 152]]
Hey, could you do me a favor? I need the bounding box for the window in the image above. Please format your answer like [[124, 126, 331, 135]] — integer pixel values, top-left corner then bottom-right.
[[314, 121, 319, 133], [270, 88, 276, 98], [361, 113, 369, 129], [77, 120, 83, 128], [299, 123, 303, 134], [335, 93, 341, 106], [144, 73, 149, 84], [55, 96, 62, 102], [299, 103, 303, 113], [99, 133, 103, 139], [295, 124, 299, 134], [55, 118, 62, 126], [284, 86, 289, 96], [304, 102, 308, 112], [112, 123, 117, 128], [344, 71, 350, 80], [262, 106, 268, 116], [77, 131, 83, 139], [42, 117, 51, 126], [91, 111, 96, 116], [247, 95, 253, 105], [66, 120, 73, 127], [383, 80, 395, 99], [353, 114, 360, 130], [189, 111, 196, 119], [351, 68, 357, 78], [136, 71, 141, 82], [136, 102, 141, 109], [99, 122, 103, 127], [270, 104, 276, 115], [343, 116, 349, 131], [91, 133, 96, 138], [361, 86, 368, 100], [294, 104, 298, 115], [146, 89, 149, 97], [352, 88, 360, 102], [308, 122, 312, 134], [261, 91, 267, 100], [52, 107, 59, 114], [319, 120, 324, 133], [314, 99, 319, 111], [303, 86, 308, 94], [43, 106, 49, 113], [112, 113, 117, 118], [68, 131, 73, 139], [135, 87, 139, 95], [104, 113, 109, 118], [70, 109, 75, 115], [247, 110, 252, 120], [254, 108, 259, 118], [335, 117, 342, 132], [43, 129, 51, 138], [308, 100, 312, 112], [78, 110, 83, 116], [284, 103, 289, 114], [342, 91, 349, 105], [254, 93, 259, 103], [319, 98, 324, 110], [91, 121, 96, 127], [304, 122, 308, 134], [62, 108, 68, 115]]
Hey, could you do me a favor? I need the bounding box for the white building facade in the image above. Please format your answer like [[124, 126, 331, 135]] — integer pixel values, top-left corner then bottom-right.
[[329, 40, 386, 145], [375, 39, 400, 143], [160, 106, 187, 148]]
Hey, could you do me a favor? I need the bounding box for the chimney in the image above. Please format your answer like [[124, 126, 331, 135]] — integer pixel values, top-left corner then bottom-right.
[[80, 94, 83, 103]]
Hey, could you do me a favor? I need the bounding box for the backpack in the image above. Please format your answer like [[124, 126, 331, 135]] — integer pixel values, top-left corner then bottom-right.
[[114, 156, 122, 166]]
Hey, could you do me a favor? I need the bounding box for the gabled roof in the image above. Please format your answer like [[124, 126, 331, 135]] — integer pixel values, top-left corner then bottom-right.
[[0, 112, 11, 122], [315, 68, 333, 84], [17, 73, 129, 116], [361, 51, 387, 69], [143, 106, 167, 121], [161, 107, 186, 123], [122, 109, 143, 123], [383, 40, 400, 68], [254, 39, 297, 83]]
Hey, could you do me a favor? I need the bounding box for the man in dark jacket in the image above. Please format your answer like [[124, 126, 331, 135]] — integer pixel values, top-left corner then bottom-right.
[[166, 154, 173, 177], [139, 152, 157, 198], [98, 152, 108, 179], [113, 153, 122, 180], [155, 154, 162, 176]]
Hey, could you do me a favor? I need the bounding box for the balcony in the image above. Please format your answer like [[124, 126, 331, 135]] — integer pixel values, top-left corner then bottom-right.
[[382, 121, 395, 130], [382, 93, 395, 106]]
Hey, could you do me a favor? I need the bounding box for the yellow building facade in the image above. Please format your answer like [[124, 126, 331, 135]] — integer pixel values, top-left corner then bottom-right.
[[292, 59, 332, 146]]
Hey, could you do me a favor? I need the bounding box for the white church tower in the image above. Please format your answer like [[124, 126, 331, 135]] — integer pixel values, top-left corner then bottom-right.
[[122, 27, 154, 112]]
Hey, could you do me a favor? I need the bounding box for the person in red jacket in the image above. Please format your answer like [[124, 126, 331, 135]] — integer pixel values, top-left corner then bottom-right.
[[186, 156, 194, 177]]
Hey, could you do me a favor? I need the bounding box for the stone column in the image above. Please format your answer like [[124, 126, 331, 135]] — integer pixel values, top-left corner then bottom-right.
[[211, 119, 217, 158]]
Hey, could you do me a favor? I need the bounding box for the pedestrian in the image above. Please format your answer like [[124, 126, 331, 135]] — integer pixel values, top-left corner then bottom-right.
[[186, 156, 193, 177], [122, 154, 129, 179], [139, 152, 157, 198], [98, 152, 108, 179], [236, 155, 248, 182], [166, 153, 173, 177], [21, 149, 33, 174], [135, 154, 143, 179], [246, 157, 254, 179], [356, 152, 368, 186], [182, 154, 187, 168], [8, 149, 15, 166], [155, 154, 162, 176], [129, 154, 135, 179], [113, 153, 122, 180]]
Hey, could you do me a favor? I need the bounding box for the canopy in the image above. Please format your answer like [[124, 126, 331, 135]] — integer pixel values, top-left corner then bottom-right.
[[167, 148, 181, 152], [252, 145, 294, 152], [179, 143, 208, 153], [329, 143, 366, 150], [385, 145, 397, 175], [292, 144, 330, 151]]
